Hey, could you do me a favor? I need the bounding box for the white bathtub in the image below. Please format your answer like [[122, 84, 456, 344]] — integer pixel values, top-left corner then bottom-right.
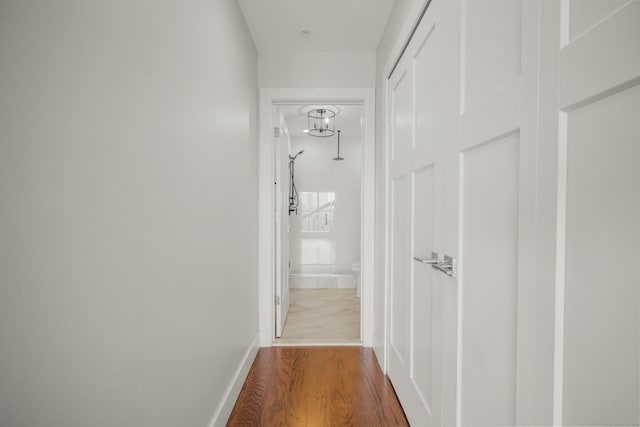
[[289, 273, 358, 290]]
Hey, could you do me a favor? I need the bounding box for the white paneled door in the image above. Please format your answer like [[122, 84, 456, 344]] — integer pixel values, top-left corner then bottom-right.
[[387, 0, 534, 424], [455, 1, 542, 425], [549, 1, 640, 425], [387, 0, 639, 426], [274, 112, 290, 338], [387, 2, 453, 425]]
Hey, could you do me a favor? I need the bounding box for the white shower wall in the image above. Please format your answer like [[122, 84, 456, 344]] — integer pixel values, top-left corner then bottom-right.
[[288, 135, 361, 274]]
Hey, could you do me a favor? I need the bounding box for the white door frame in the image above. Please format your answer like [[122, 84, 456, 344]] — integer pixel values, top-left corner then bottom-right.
[[258, 88, 375, 346]]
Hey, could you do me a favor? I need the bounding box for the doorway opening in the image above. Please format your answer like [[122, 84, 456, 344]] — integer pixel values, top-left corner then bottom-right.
[[257, 88, 375, 348], [273, 104, 363, 344]]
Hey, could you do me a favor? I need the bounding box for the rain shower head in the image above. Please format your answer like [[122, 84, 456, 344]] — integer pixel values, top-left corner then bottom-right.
[[333, 130, 344, 161], [289, 150, 304, 161]]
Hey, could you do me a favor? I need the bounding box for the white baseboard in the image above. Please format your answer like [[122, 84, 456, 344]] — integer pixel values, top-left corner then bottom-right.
[[373, 330, 386, 374], [208, 332, 260, 427]]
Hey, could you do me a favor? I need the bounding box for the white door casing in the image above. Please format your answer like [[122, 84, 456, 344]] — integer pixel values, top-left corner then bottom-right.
[[258, 88, 376, 347]]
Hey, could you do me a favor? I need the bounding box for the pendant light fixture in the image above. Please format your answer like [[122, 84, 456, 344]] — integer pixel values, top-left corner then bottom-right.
[[301, 105, 340, 137]]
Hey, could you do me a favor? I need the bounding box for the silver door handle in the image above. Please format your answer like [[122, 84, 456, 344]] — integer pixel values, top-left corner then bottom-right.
[[414, 252, 457, 278], [432, 254, 457, 278], [413, 252, 439, 264]]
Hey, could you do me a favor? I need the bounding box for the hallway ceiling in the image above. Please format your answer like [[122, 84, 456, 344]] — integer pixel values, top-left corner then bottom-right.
[[237, 0, 395, 53]]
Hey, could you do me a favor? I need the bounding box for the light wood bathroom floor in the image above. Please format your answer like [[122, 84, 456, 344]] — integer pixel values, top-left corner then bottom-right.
[[275, 288, 361, 344]]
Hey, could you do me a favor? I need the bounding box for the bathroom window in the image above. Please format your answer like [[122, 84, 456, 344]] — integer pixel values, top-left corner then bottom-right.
[[300, 191, 335, 232], [300, 191, 336, 264]]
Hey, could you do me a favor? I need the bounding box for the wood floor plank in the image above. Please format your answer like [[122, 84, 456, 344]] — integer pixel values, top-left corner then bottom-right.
[[227, 347, 408, 426]]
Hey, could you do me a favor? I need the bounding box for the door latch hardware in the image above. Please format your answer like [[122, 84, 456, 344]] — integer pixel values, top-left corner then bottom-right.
[[413, 252, 439, 264], [432, 254, 457, 278]]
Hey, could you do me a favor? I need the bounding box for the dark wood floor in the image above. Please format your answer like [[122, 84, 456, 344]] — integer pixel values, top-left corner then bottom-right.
[[227, 346, 409, 426]]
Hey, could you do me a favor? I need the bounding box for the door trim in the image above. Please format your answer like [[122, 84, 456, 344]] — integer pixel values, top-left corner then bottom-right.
[[258, 88, 376, 346]]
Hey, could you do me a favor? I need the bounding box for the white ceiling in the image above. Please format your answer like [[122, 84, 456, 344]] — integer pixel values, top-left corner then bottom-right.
[[237, 0, 395, 53], [279, 104, 362, 139]]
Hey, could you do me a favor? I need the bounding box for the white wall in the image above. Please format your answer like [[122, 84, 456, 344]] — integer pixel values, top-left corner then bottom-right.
[[0, 2, 258, 427], [373, 0, 428, 364], [288, 136, 361, 274], [259, 52, 376, 88]]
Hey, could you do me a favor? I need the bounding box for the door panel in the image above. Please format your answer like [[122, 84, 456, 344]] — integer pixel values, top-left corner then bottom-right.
[[388, 3, 446, 425], [413, 21, 438, 159], [390, 176, 409, 369], [568, 0, 629, 41], [462, 0, 522, 111], [456, 1, 532, 424], [559, 1, 640, 111], [460, 133, 520, 426], [388, 21, 413, 406], [274, 110, 290, 338], [411, 164, 435, 424], [389, 1, 538, 425], [408, 8, 445, 425], [563, 84, 640, 426], [562, 71, 640, 427], [554, 1, 640, 425]]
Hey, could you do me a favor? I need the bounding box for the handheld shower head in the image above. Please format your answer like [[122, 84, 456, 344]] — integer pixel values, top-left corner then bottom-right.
[[289, 150, 304, 161]]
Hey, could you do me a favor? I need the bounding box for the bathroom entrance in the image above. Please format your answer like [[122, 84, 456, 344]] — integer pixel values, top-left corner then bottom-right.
[[273, 103, 363, 344]]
